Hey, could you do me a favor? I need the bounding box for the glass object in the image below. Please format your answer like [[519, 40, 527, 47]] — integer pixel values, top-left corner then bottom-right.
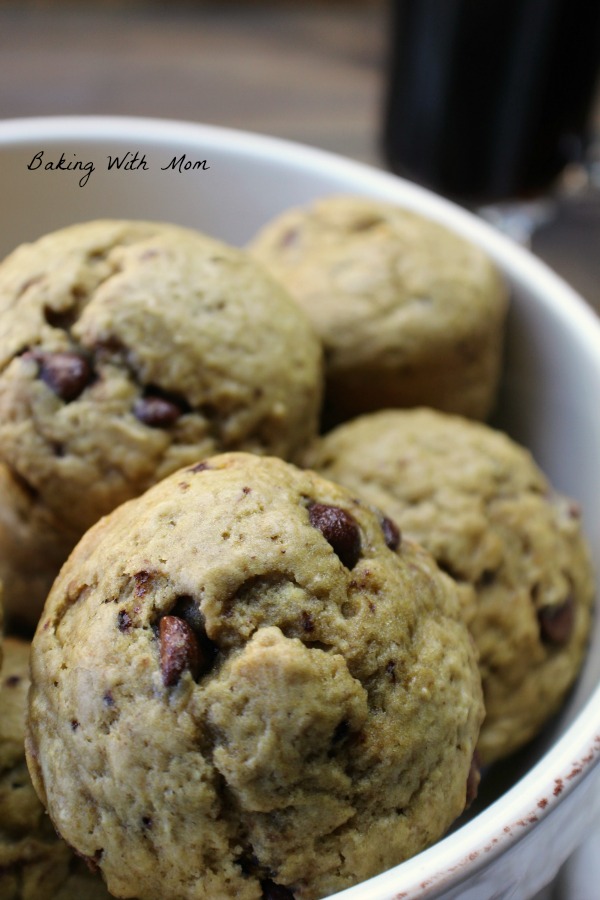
[[381, 0, 600, 243]]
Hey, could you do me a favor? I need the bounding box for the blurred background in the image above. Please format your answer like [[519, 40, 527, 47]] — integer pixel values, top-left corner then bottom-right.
[[0, 0, 386, 165], [1, 0, 600, 309]]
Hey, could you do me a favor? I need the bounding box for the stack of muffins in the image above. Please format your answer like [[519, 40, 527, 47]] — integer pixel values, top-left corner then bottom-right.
[[0, 198, 594, 900]]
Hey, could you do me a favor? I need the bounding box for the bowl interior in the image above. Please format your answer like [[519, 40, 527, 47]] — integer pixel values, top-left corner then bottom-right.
[[1, 116, 600, 897]]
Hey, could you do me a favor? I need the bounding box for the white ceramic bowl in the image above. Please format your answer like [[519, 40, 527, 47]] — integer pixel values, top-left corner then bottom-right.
[[1, 115, 599, 900]]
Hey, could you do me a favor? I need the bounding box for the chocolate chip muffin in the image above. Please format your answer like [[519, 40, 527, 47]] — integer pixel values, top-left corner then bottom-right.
[[0, 637, 112, 900], [26, 452, 483, 900], [0, 463, 81, 635], [309, 408, 595, 764], [248, 194, 508, 426], [0, 219, 323, 628]]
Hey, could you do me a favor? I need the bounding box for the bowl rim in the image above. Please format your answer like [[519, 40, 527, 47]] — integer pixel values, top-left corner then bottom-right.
[[1, 112, 598, 317], [2, 113, 600, 899]]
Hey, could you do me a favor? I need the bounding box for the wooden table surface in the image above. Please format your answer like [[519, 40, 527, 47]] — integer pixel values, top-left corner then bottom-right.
[[1, 0, 600, 310]]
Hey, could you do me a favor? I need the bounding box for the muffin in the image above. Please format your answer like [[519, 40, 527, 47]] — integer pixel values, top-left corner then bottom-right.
[[0, 219, 323, 627], [0, 637, 112, 900], [248, 193, 507, 426], [0, 463, 81, 635], [309, 408, 595, 763], [0, 578, 3, 672], [26, 452, 483, 900]]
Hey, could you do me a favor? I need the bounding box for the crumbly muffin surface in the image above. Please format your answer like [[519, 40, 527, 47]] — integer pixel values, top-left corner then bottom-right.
[[249, 194, 507, 424], [310, 408, 595, 763], [26, 452, 483, 900]]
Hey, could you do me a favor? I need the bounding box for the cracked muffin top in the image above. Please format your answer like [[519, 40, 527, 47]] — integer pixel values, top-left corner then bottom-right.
[[309, 408, 595, 763], [248, 194, 507, 424], [0, 219, 323, 537], [26, 452, 483, 900]]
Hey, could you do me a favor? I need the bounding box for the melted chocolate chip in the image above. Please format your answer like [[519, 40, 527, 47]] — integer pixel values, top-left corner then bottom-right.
[[261, 880, 295, 900], [308, 502, 361, 569], [134, 395, 183, 428], [117, 610, 132, 633], [380, 515, 401, 551], [538, 596, 575, 645], [159, 616, 202, 686], [134, 570, 154, 598], [38, 351, 92, 401]]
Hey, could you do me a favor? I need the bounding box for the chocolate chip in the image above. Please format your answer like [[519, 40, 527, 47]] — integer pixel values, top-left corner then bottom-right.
[[160, 616, 202, 686], [261, 880, 295, 900], [538, 596, 575, 645], [43, 304, 78, 330], [4, 675, 21, 688], [117, 610, 132, 633], [103, 691, 115, 707], [134, 395, 183, 428], [301, 610, 315, 633], [380, 516, 401, 551], [308, 502, 361, 569], [38, 351, 92, 401], [188, 461, 211, 473], [279, 227, 299, 248], [465, 751, 481, 809], [93, 334, 126, 363], [170, 597, 218, 674], [141, 815, 153, 829], [134, 570, 154, 598]]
